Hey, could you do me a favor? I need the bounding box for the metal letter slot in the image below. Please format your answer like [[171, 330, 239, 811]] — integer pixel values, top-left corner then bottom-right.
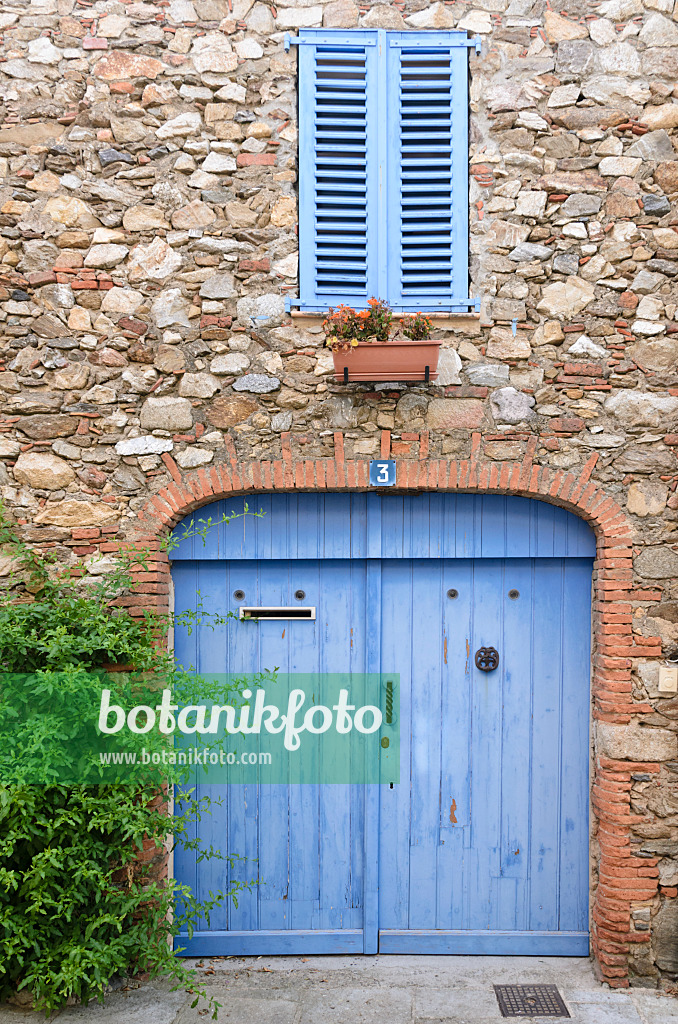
[[239, 606, 316, 621]]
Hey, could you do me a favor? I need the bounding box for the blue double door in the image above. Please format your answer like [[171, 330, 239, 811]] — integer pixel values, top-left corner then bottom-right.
[[173, 551, 591, 956]]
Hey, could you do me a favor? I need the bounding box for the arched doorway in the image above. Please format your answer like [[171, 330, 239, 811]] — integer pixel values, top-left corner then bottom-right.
[[171, 493, 595, 956]]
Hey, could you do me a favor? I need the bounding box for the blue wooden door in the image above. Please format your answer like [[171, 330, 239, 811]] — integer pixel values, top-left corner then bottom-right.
[[378, 558, 591, 955], [171, 495, 593, 957], [173, 559, 371, 954]]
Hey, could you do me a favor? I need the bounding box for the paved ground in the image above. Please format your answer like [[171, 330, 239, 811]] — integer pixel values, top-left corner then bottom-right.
[[1, 956, 677, 1024]]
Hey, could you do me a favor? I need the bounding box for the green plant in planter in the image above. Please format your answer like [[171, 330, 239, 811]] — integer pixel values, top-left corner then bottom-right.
[[323, 301, 435, 351], [323, 297, 394, 351], [401, 312, 433, 341], [0, 507, 262, 1019]]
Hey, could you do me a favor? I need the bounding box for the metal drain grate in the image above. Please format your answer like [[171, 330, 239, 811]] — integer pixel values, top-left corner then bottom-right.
[[494, 984, 570, 1018]]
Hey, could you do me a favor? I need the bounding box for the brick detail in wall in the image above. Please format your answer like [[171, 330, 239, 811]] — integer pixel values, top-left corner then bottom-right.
[[592, 757, 661, 984], [76, 432, 653, 988]]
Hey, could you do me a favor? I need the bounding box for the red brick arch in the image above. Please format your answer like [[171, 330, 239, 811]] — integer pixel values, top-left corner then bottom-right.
[[122, 429, 657, 987]]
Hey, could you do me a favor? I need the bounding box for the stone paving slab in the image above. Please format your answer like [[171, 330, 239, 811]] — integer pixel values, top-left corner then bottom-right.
[[297, 985, 413, 1024], [55, 984, 186, 1024], [0, 1011, 58, 1024], [632, 992, 678, 1022], [563, 1002, 645, 1024], [415, 986, 500, 1018], [174, 995, 298, 1024], [2, 957, 678, 1024]]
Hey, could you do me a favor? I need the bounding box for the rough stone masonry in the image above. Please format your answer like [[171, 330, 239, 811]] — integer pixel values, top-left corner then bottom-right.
[[2, 0, 678, 992]]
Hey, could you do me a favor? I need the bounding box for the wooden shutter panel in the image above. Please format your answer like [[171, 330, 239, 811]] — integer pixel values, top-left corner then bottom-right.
[[298, 29, 470, 313], [386, 32, 469, 311], [298, 31, 378, 310]]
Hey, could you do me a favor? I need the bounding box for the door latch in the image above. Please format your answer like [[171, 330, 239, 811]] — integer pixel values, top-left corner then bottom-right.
[[475, 647, 499, 672]]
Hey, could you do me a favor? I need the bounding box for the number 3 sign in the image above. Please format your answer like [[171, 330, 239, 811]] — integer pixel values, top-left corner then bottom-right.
[[369, 460, 396, 487]]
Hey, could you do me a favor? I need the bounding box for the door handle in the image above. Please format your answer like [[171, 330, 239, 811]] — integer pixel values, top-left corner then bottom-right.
[[475, 647, 499, 672]]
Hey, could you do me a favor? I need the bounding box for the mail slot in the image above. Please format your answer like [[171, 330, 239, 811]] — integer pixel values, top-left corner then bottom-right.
[[239, 606, 316, 620]]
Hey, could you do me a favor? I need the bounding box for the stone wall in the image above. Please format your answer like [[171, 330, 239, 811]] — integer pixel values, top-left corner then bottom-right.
[[2, 0, 678, 990]]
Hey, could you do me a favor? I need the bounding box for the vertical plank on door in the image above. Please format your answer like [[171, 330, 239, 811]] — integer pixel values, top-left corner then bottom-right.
[[497, 561, 533, 933], [348, 560, 368, 930], [317, 559, 366, 930], [256, 559, 292, 931], [380, 495, 404, 559], [408, 560, 444, 928], [454, 494, 475, 557], [196, 562, 232, 931], [378, 559, 411, 932], [558, 559, 591, 936], [468, 559, 504, 930], [527, 559, 564, 933], [285, 567, 320, 930], [363, 558, 381, 953], [224, 560, 261, 932], [437, 559, 473, 928], [172, 562, 201, 928]]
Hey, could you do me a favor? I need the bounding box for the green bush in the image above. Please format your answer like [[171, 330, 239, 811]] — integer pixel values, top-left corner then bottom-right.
[[0, 511, 248, 1018]]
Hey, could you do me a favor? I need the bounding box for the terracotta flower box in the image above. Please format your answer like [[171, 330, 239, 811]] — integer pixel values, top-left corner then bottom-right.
[[331, 338, 442, 383]]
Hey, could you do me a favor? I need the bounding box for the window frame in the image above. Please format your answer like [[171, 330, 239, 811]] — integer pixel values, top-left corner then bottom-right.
[[292, 27, 478, 315]]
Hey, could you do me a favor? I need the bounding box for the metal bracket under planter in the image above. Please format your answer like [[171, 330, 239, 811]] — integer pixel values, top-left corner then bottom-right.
[[341, 365, 433, 383]]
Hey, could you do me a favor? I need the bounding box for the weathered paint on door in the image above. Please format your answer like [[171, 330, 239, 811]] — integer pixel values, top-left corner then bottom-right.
[[378, 557, 591, 954], [171, 495, 594, 956], [173, 558, 371, 954]]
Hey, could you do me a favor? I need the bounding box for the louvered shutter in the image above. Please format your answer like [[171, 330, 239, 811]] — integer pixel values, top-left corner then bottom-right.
[[386, 32, 469, 311], [298, 29, 470, 312], [298, 31, 379, 310]]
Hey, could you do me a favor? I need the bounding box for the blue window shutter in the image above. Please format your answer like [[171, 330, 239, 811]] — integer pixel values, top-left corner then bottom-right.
[[298, 30, 379, 310], [298, 29, 469, 313], [385, 31, 469, 312]]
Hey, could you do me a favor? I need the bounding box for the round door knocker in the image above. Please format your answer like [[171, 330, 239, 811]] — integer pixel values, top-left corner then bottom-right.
[[475, 646, 499, 672]]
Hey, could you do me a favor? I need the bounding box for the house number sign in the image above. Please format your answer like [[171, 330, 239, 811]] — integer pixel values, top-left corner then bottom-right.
[[369, 460, 396, 487]]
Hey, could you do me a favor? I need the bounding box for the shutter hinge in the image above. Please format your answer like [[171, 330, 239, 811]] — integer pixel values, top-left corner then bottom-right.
[[285, 297, 481, 313], [284, 33, 376, 50], [388, 35, 481, 52]]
